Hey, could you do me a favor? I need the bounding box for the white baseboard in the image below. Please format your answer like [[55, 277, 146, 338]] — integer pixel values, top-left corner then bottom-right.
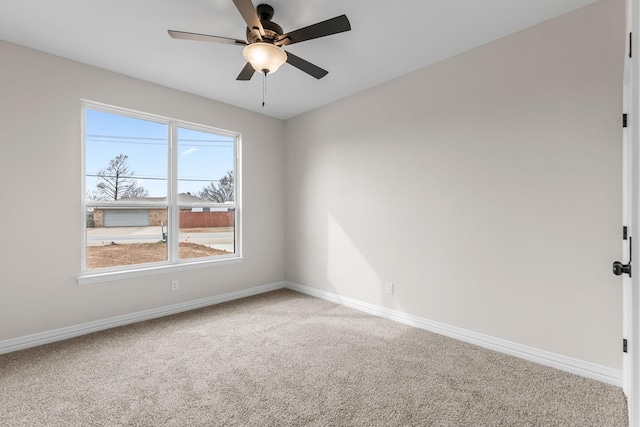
[[284, 281, 624, 388], [1, 280, 624, 388], [0, 281, 286, 355]]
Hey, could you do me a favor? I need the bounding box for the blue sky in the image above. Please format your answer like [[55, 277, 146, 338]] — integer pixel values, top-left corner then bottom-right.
[[85, 108, 235, 199]]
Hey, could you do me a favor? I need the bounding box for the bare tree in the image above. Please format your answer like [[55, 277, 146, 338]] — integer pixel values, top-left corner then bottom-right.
[[198, 170, 234, 203], [89, 154, 149, 200]]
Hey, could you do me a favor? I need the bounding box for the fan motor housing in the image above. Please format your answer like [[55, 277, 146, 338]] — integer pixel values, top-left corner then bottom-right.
[[246, 21, 283, 44], [246, 4, 283, 44]]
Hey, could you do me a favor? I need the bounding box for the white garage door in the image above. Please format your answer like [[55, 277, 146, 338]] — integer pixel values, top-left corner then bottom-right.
[[103, 209, 150, 227]]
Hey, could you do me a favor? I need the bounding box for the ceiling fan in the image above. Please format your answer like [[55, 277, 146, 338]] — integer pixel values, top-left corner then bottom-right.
[[168, 0, 351, 81]]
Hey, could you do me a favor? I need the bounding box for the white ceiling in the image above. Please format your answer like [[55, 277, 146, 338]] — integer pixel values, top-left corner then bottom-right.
[[0, 0, 600, 119]]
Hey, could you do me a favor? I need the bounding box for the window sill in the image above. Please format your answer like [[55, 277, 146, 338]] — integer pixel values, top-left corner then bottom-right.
[[77, 256, 244, 285]]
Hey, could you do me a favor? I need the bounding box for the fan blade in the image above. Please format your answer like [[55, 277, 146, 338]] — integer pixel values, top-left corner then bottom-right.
[[168, 30, 247, 46], [276, 15, 351, 46], [236, 62, 256, 80], [286, 51, 328, 79], [232, 0, 264, 40]]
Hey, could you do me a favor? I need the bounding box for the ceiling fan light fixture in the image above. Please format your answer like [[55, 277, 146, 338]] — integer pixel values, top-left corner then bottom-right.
[[243, 42, 287, 74]]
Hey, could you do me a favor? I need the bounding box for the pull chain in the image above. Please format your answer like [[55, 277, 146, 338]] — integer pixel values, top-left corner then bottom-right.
[[262, 71, 268, 108]]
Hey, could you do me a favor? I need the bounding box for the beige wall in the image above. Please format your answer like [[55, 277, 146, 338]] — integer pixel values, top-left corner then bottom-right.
[[284, 0, 625, 369], [0, 40, 285, 340]]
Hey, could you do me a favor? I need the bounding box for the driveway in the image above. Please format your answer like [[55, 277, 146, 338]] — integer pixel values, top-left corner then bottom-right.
[[86, 226, 234, 252]]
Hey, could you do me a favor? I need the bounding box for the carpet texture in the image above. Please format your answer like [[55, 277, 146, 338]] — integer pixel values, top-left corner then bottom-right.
[[0, 289, 628, 426]]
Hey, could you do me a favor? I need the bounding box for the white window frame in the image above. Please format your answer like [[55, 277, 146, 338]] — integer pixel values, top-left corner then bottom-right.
[[78, 101, 242, 285]]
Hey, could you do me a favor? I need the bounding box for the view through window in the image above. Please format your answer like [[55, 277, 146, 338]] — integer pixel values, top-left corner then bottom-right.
[[83, 103, 239, 273]]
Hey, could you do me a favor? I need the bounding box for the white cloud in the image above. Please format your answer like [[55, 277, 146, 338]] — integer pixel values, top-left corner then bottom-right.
[[182, 147, 199, 156]]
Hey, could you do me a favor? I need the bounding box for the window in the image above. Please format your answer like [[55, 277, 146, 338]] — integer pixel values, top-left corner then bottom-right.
[[81, 102, 240, 282]]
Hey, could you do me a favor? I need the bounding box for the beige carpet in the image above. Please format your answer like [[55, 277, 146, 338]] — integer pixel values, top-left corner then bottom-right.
[[0, 289, 628, 426]]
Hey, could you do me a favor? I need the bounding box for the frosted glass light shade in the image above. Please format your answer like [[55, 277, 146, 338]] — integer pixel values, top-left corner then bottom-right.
[[243, 42, 287, 74]]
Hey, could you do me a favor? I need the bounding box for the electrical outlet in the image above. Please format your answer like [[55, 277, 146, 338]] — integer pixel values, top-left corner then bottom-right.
[[171, 280, 179, 291], [385, 282, 394, 295]]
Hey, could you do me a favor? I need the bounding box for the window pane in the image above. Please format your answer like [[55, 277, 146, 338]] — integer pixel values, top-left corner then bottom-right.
[[178, 208, 235, 260], [85, 109, 168, 202], [86, 207, 169, 270], [177, 127, 235, 202], [82, 103, 240, 276]]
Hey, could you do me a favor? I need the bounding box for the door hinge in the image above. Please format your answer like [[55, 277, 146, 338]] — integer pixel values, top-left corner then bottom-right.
[[623, 113, 628, 128], [624, 338, 628, 353], [624, 226, 628, 240]]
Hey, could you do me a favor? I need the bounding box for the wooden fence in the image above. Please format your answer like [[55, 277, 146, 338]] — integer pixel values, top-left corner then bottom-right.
[[179, 210, 234, 228]]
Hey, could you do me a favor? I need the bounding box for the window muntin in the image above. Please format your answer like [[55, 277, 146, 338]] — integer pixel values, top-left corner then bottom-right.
[[82, 102, 240, 275]]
